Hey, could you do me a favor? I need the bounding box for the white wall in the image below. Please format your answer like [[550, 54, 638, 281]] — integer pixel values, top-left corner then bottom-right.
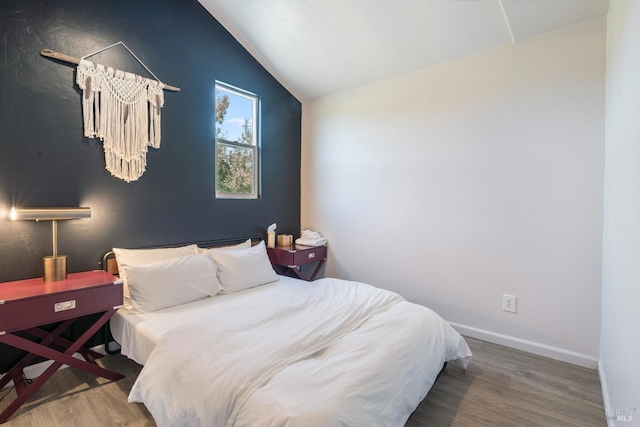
[[601, 0, 640, 423], [302, 19, 606, 367]]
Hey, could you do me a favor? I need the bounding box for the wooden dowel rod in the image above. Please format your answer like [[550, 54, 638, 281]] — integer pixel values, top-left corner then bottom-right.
[[40, 49, 181, 92]]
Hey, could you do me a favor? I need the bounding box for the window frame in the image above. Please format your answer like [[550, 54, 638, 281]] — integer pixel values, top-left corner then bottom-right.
[[214, 81, 260, 199]]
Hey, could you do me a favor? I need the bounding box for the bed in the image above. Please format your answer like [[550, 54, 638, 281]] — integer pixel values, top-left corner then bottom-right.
[[105, 239, 472, 427]]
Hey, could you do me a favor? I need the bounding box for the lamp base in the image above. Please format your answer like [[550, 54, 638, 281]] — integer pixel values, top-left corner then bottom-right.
[[43, 255, 67, 282]]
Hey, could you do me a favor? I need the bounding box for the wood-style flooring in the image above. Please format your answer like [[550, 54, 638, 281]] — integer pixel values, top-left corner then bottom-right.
[[406, 337, 606, 427], [0, 337, 606, 426]]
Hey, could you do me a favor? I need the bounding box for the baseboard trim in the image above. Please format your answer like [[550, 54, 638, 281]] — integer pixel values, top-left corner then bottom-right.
[[1, 343, 111, 390], [448, 322, 599, 369], [598, 360, 613, 427]]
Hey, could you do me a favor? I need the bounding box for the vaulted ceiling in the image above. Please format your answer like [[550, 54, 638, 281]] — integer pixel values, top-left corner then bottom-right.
[[198, 0, 610, 101]]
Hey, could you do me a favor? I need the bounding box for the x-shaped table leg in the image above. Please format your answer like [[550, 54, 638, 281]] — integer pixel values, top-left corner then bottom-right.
[[0, 309, 123, 423]]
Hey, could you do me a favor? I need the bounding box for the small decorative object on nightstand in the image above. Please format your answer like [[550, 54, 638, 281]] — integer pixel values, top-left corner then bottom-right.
[[267, 244, 327, 281], [0, 270, 124, 423]]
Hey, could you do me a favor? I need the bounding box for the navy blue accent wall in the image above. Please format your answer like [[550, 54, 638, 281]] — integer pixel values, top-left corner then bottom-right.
[[0, 0, 301, 282], [0, 0, 301, 369]]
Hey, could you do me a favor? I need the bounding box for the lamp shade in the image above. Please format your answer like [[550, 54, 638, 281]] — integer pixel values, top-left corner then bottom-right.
[[9, 207, 91, 221]]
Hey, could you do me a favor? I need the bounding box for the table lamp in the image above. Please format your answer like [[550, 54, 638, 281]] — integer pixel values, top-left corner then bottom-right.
[[9, 207, 91, 282]]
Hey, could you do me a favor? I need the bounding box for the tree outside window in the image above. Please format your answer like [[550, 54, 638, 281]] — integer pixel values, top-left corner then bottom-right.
[[215, 83, 259, 199]]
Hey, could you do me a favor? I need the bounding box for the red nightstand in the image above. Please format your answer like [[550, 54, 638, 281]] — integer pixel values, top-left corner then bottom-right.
[[0, 271, 124, 423], [267, 244, 327, 281]]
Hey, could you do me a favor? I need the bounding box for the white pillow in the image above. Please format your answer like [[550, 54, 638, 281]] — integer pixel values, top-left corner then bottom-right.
[[208, 241, 279, 293], [196, 238, 252, 254], [113, 244, 200, 310], [126, 254, 222, 313]]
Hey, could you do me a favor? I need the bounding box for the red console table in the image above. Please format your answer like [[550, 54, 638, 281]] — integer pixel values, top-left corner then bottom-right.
[[0, 270, 124, 423], [267, 244, 327, 281]]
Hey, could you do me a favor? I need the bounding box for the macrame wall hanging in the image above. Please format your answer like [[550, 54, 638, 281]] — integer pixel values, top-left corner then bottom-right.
[[41, 43, 180, 182]]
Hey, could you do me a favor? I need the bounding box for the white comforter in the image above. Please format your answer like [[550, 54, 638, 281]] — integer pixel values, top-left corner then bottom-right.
[[128, 278, 472, 427]]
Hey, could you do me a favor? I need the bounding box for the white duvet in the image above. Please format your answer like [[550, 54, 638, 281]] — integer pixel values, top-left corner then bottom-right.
[[128, 278, 472, 427]]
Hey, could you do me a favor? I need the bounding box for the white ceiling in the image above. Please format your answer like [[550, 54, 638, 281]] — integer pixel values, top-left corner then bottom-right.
[[198, 0, 610, 102]]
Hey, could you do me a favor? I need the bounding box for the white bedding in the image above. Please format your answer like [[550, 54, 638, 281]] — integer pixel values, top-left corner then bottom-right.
[[114, 276, 472, 427], [110, 289, 244, 365]]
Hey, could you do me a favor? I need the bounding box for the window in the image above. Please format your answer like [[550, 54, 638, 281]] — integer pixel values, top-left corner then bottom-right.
[[215, 82, 259, 199]]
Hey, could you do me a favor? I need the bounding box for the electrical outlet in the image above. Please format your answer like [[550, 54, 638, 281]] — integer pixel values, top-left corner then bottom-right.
[[503, 294, 517, 313]]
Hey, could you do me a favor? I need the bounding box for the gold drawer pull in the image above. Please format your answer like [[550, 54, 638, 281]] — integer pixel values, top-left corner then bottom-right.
[[54, 300, 76, 312]]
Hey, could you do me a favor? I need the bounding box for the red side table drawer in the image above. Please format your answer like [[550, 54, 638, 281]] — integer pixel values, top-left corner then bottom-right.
[[292, 245, 327, 266], [0, 283, 122, 333], [0, 282, 122, 334], [267, 244, 327, 267], [0, 272, 123, 334], [267, 244, 327, 282]]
